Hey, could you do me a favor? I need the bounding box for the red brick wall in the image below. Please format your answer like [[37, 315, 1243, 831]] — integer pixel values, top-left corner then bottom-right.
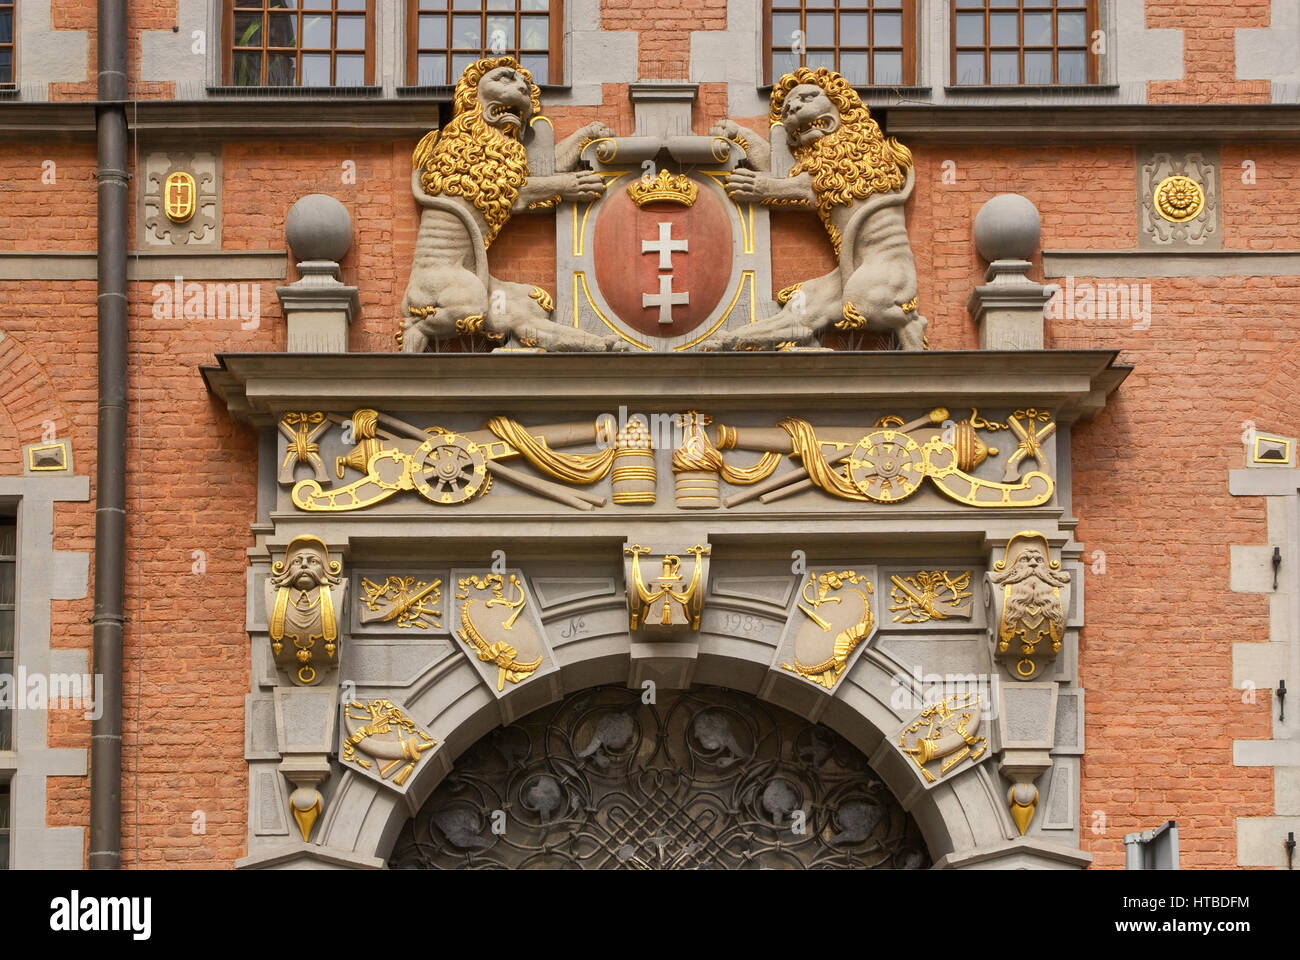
[[1146, 0, 1273, 103]]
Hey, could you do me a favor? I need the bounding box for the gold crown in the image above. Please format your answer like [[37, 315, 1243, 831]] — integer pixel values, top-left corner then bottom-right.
[[627, 169, 698, 208]]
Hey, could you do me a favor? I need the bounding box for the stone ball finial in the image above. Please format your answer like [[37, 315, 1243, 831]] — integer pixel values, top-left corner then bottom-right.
[[973, 193, 1041, 262], [285, 194, 353, 263]]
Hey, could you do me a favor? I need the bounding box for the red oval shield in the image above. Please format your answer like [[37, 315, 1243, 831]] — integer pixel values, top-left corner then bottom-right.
[[592, 179, 733, 340]]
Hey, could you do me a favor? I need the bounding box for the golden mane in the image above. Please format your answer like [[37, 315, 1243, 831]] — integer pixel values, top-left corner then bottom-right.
[[411, 57, 545, 249], [771, 67, 913, 255]]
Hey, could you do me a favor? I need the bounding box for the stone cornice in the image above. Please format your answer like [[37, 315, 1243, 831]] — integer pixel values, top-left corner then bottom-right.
[[881, 104, 1300, 143], [201, 349, 1130, 427], [7, 99, 1300, 142]]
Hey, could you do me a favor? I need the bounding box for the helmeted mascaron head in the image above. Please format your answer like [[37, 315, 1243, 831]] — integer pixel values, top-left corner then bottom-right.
[[271, 536, 342, 592]]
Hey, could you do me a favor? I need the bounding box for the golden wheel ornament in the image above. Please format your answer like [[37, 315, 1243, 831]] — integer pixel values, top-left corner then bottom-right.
[[847, 430, 926, 502], [412, 433, 490, 505], [1154, 175, 1205, 223]]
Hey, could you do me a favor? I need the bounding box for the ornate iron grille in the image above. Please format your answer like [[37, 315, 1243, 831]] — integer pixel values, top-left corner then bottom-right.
[[390, 686, 930, 869]]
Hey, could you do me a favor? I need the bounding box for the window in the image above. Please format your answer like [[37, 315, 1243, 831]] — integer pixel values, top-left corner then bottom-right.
[[0, 781, 8, 870], [0, 0, 14, 88], [766, 1, 915, 87], [226, 1, 375, 87], [952, 0, 1096, 85], [407, 1, 563, 87], [0, 515, 12, 754]]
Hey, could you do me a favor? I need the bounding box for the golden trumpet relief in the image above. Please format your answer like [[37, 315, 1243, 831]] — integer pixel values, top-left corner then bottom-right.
[[341, 699, 437, 789], [897, 692, 988, 786]]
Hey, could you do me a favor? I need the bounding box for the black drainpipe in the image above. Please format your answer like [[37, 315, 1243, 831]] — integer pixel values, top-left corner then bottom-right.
[[89, 0, 128, 870]]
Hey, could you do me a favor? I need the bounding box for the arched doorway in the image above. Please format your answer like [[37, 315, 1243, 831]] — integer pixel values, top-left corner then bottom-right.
[[389, 685, 930, 869]]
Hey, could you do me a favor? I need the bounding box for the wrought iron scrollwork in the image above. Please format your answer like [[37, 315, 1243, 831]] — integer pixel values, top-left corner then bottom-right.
[[389, 687, 929, 869]]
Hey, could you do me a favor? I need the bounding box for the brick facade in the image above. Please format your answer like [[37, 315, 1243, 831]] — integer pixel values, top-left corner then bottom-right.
[[1, 0, 1296, 869]]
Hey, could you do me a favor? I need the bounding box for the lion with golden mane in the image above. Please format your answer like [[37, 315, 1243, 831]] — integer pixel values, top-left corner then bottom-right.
[[710, 67, 927, 350], [399, 57, 624, 351]]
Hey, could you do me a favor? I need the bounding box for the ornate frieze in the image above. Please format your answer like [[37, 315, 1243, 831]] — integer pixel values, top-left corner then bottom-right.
[[272, 404, 1057, 515]]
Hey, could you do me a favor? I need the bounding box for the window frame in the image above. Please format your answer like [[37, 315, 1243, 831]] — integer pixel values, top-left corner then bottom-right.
[[222, 0, 378, 89], [0, 0, 15, 89], [762, 1, 918, 88], [0, 779, 9, 870], [405, 0, 566, 88], [949, 0, 1099, 87], [0, 510, 13, 756]]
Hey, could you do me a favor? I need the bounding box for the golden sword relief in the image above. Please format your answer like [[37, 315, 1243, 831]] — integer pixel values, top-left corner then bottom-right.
[[455, 574, 543, 691], [888, 570, 973, 623], [359, 575, 442, 630]]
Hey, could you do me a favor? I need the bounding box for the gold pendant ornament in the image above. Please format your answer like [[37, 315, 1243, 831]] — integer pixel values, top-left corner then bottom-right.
[[1009, 782, 1039, 835]]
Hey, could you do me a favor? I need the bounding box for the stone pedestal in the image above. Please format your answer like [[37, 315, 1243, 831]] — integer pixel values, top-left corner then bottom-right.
[[277, 260, 360, 353], [968, 260, 1053, 350]]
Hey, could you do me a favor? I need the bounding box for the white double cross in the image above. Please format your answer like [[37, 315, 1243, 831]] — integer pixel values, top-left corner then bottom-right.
[[642, 221, 689, 325]]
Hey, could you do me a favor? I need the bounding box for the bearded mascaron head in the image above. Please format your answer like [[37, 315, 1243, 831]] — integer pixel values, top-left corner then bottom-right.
[[769, 67, 914, 253], [411, 57, 544, 248], [990, 544, 1071, 591], [270, 536, 343, 592]]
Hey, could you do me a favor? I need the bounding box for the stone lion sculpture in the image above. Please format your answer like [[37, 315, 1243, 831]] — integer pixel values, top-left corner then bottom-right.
[[400, 57, 624, 351], [710, 67, 927, 351]]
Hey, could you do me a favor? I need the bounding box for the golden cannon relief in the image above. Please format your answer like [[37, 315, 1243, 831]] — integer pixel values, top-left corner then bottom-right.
[[278, 404, 1056, 514]]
